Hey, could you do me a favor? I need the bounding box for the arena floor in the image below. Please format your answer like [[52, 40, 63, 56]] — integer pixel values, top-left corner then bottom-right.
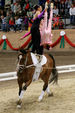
[[0, 29, 75, 113], [0, 72, 75, 113], [0, 52, 75, 113]]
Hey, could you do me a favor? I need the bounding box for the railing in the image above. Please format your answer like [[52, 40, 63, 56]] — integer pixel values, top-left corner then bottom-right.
[[0, 72, 17, 82], [57, 64, 75, 73], [0, 64, 75, 82]]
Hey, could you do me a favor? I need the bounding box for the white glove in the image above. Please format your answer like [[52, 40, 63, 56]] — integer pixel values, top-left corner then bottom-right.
[[45, 2, 48, 9], [51, 3, 54, 9]]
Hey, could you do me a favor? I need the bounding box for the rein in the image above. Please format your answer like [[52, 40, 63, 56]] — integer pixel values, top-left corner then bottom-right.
[[25, 64, 34, 68], [18, 54, 34, 71], [24, 54, 34, 68]]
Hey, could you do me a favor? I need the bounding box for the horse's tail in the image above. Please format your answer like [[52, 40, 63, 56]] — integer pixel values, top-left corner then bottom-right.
[[49, 54, 58, 84]]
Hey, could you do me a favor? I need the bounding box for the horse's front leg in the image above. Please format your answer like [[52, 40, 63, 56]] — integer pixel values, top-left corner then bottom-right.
[[18, 80, 32, 105], [23, 79, 32, 90], [17, 79, 32, 108], [38, 83, 48, 102], [17, 82, 23, 108]]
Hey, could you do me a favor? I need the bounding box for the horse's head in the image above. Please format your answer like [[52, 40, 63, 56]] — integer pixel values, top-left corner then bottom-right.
[[16, 49, 28, 73]]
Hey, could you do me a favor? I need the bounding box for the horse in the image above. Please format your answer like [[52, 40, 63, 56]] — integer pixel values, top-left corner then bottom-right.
[[16, 49, 58, 108]]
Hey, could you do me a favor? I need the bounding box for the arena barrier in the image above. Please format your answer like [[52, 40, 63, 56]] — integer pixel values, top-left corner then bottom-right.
[[0, 72, 17, 82], [0, 31, 75, 51], [0, 64, 75, 82]]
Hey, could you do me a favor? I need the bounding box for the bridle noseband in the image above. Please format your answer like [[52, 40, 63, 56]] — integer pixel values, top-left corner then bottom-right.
[[18, 55, 28, 73], [17, 54, 34, 73]]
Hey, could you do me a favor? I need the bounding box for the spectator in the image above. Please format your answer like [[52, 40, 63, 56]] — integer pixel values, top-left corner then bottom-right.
[[69, 4, 75, 24], [24, 15, 29, 30], [19, 0, 25, 8], [5, 12, 10, 31], [17, 7, 23, 16], [15, 16, 22, 32], [14, 1, 21, 14], [9, 9, 15, 17], [9, 17, 16, 31], [1, 15, 7, 31], [0, 9, 6, 17], [72, 4, 75, 24], [27, 8, 33, 18], [27, 8, 33, 30], [59, 19, 64, 29], [54, 0, 60, 9], [0, 16, 2, 30], [39, 0, 46, 5], [23, 0, 30, 13], [65, 0, 72, 15], [60, 0, 65, 17], [11, 3, 14, 12], [53, 14, 60, 29], [53, 5, 59, 16]]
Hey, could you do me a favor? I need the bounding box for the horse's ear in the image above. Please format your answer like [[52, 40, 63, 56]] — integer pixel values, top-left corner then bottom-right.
[[26, 49, 31, 53], [20, 49, 27, 54]]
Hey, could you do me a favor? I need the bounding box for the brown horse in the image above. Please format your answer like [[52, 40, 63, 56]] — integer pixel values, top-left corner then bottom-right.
[[16, 49, 58, 108]]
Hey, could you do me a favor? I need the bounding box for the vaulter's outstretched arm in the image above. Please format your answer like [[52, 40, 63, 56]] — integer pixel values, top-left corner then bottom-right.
[[33, 9, 45, 21], [20, 10, 45, 40]]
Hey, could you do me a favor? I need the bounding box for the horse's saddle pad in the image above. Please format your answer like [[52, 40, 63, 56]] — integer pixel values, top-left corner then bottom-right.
[[31, 53, 47, 66]]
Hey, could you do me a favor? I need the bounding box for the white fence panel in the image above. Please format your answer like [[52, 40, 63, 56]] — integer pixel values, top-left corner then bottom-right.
[[0, 64, 75, 82]]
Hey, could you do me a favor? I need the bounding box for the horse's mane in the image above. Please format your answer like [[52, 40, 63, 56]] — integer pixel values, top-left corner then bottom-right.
[[20, 49, 27, 54]]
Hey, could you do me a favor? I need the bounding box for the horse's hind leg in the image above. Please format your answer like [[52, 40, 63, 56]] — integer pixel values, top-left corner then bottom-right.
[[46, 86, 53, 97]]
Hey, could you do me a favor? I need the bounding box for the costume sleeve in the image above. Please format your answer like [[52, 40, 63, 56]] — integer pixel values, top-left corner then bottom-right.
[[33, 10, 45, 21], [40, 11, 47, 32], [40, 11, 48, 45], [20, 10, 45, 40], [48, 8, 53, 33], [38, 10, 45, 19], [44, 11, 47, 30]]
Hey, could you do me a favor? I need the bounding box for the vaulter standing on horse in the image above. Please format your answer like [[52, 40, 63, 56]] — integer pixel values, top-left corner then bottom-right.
[[31, 5, 44, 55], [27, 2, 53, 55]]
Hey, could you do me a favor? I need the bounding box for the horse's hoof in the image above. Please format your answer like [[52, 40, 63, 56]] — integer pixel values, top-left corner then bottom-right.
[[38, 99, 42, 102], [17, 105, 21, 109], [38, 97, 43, 102], [17, 99, 22, 108], [48, 92, 53, 97]]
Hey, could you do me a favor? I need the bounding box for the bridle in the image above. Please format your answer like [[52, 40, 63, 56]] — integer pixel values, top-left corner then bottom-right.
[[17, 54, 34, 73]]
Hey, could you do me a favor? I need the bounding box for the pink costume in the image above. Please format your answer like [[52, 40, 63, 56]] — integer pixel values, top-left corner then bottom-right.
[[40, 8, 53, 46]]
